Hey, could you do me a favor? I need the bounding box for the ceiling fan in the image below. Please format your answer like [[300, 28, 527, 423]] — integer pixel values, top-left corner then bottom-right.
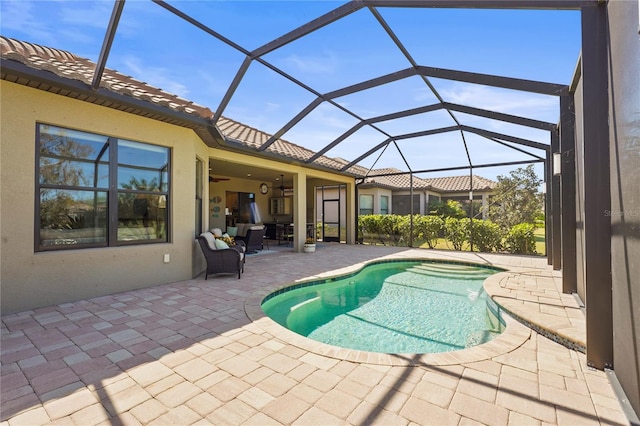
[[270, 174, 293, 196], [209, 176, 230, 183]]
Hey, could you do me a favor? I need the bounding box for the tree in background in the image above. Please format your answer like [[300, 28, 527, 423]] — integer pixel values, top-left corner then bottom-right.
[[428, 199, 467, 218], [488, 165, 542, 229]]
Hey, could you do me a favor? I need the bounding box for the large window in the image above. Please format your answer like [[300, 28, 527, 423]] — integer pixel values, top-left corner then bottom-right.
[[36, 124, 170, 250], [359, 194, 374, 215]]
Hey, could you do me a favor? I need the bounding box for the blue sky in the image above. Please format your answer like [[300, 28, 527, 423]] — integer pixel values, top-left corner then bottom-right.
[[1, 1, 582, 182]]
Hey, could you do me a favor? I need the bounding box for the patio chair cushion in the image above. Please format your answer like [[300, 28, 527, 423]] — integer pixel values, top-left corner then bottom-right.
[[214, 238, 230, 250], [200, 232, 217, 250]]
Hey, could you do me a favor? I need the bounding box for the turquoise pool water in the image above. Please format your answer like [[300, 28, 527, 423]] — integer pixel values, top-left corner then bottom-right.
[[261, 261, 505, 354]]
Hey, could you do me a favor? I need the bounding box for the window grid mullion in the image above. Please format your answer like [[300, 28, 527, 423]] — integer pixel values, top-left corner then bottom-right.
[[108, 137, 118, 245]]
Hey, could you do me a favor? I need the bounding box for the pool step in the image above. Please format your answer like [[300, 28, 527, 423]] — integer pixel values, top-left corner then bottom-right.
[[408, 263, 493, 280]]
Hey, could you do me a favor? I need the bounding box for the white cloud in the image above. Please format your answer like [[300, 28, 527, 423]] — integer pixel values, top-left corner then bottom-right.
[[265, 102, 280, 112], [308, 102, 356, 130], [58, 1, 113, 29], [440, 83, 558, 121], [281, 50, 338, 74], [0, 1, 55, 43], [121, 55, 189, 98]]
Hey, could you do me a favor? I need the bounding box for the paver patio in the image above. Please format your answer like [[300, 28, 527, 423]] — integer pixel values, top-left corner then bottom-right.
[[1, 244, 630, 425]]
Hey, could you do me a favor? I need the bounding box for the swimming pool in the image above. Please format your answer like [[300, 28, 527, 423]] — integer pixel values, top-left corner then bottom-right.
[[261, 260, 506, 354]]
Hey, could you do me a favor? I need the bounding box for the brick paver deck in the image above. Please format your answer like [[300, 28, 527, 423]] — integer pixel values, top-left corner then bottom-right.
[[1, 244, 630, 425]]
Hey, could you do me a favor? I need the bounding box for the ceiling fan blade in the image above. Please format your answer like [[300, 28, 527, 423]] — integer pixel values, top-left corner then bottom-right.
[[209, 176, 231, 182]]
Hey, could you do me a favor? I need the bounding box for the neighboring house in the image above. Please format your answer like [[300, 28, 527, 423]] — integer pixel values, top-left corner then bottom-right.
[[357, 167, 496, 219], [0, 36, 358, 314]]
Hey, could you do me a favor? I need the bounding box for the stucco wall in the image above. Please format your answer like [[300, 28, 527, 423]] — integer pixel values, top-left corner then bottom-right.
[[607, 0, 640, 414], [1, 81, 209, 314]]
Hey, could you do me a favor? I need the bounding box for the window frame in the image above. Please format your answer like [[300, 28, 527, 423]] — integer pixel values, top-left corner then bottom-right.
[[359, 194, 374, 215], [35, 123, 171, 251], [380, 195, 389, 215]]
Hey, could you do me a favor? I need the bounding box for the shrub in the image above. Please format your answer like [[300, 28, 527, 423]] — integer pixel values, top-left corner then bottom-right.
[[505, 223, 537, 254], [379, 214, 402, 244], [444, 217, 467, 251], [358, 214, 403, 245], [417, 215, 444, 248], [396, 214, 442, 248], [468, 219, 502, 253]]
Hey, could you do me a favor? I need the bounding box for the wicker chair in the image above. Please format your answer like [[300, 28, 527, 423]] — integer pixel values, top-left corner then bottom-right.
[[235, 225, 266, 253], [196, 235, 245, 279]]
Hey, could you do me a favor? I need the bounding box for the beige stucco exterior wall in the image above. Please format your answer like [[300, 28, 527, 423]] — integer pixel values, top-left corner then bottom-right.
[[1, 81, 357, 313], [1, 81, 209, 314]]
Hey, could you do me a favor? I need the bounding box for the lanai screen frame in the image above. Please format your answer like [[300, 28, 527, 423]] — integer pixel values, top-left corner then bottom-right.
[[91, 0, 611, 370]]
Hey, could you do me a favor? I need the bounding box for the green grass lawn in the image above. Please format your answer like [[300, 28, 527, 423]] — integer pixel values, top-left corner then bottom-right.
[[534, 226, 546, 255]]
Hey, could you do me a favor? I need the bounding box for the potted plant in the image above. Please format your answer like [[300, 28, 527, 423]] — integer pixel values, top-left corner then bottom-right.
[[303, 237, 316, 253]]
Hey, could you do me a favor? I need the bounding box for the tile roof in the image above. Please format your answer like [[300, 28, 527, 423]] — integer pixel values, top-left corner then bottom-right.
[[0, 36, 358, 175], [426, 175, 496, 192], [362, 168, 496, 192], [0, 36, 214, 121]]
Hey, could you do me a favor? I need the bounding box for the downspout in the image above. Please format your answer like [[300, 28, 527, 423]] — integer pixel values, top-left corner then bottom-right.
[[469, 169, 474, 252], [355, 179, 362, 244]]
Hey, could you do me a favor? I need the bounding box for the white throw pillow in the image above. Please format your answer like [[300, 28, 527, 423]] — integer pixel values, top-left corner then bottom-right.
[[211, 228, 223, 237]]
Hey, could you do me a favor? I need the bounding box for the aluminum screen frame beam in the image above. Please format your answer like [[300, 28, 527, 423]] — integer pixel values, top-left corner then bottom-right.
[[92, 0, 125, 91], [581, 2, 613, 371], [340, 125, 548, 171], [416, 66, 568, 96], [363, 158, 544, 179], [307, 102, 553, 163], [252, 1, 365, 57], [560, 93, 577, 294], [306, 103, 444, 163], [362, 0, 595, 10], [442, 102, 556, 131], [459, 126, 549, 150]]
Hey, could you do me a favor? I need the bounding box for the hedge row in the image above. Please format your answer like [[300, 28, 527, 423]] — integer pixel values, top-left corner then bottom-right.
[[357, 214, 537, 255]]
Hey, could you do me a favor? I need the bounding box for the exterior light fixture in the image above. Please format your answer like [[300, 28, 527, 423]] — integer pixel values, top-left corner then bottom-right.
[[553, 153, 562, 176]]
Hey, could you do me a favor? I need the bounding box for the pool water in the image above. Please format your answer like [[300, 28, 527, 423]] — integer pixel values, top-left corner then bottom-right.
[[261, 261, 505, 354]]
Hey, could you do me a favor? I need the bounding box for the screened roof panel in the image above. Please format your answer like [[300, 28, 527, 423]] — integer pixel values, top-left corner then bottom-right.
[[279, 102, 362, 154], [159, 1, 342, 52], [430, 79, 560, 123], [0, 0, 588, 183], [463, 132, 543, 164], [261, 7, 410, 93], [109, 1, 250, 113], [453, 112, 552, 141], [371, 110, 459, 137], [223, 61, 320, 136], [329, 75, 442, 119], [375, 7, 581, 82], [351, 132, 472, 172]]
